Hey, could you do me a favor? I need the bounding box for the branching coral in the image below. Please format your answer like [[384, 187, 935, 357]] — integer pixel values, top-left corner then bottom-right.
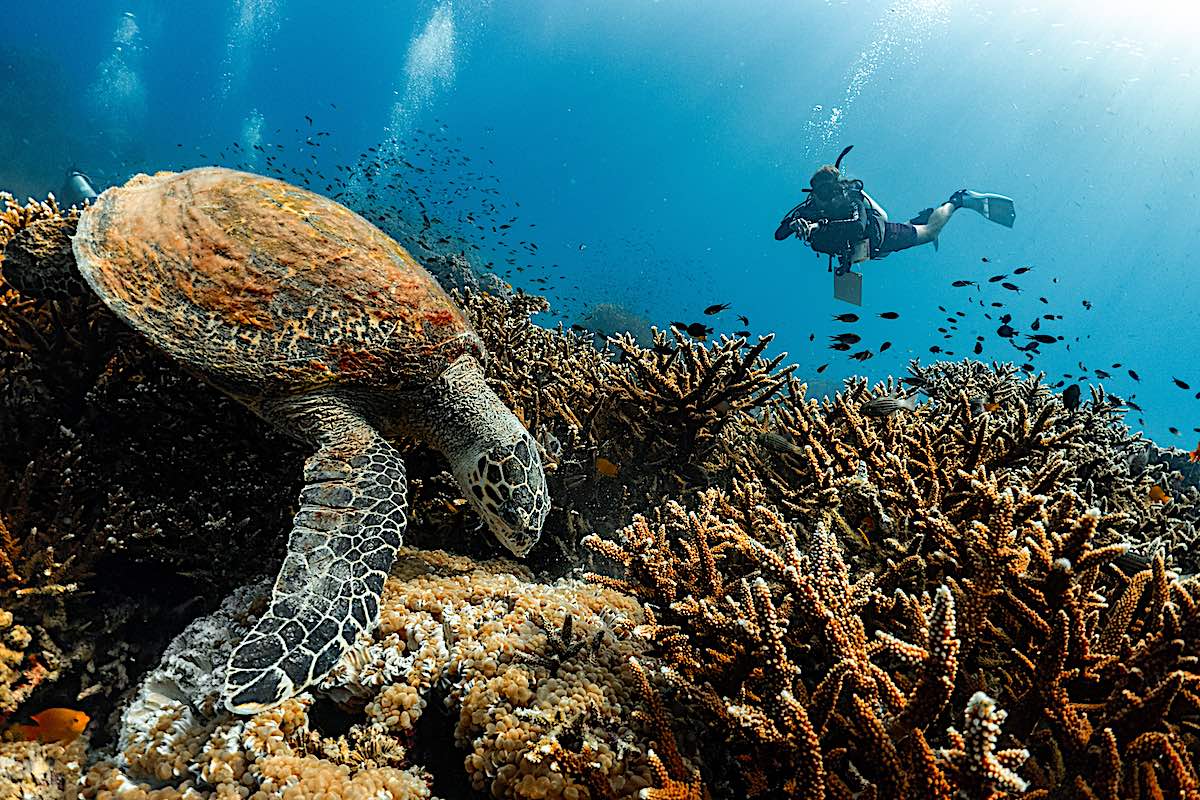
[[585, 357, 1200, 798]]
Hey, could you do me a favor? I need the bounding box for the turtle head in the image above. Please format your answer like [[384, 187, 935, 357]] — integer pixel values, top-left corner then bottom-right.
[[404, 355, 550, 557], [462, 427, 550, 556]]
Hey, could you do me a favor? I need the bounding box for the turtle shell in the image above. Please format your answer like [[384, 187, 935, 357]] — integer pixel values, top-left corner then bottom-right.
[[72, 167, 484, 394]]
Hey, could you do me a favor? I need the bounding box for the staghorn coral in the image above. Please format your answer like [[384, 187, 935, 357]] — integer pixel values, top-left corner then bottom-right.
[[584, 356, 1200, 798]]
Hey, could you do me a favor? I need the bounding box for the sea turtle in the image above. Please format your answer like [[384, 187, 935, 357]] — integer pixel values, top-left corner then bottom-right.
[[1, 167, 550, 713]]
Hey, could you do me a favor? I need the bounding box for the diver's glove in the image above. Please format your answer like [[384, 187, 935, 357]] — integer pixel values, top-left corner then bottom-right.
[[789, 218, 817, 241]]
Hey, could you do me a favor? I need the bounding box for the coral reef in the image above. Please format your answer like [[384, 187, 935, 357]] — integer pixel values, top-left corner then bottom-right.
[[2, 192, 1199, 799]]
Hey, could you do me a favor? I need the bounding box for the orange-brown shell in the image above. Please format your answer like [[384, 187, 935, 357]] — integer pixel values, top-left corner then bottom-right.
[[72, 168, 483, 394]]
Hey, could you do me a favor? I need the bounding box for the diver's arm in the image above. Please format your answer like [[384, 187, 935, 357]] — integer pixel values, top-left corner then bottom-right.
[[775, 200, 817, 240]]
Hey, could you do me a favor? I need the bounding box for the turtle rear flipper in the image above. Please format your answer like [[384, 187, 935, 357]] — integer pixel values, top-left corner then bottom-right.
[[2, 216, 90, 299], [223, 402, 406, 714]]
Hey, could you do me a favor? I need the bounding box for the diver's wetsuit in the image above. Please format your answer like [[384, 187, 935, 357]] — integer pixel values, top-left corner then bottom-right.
[[775, 194, 920, 256]]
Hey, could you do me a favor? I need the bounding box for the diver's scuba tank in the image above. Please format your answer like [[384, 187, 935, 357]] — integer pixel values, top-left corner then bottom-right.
[[59, 169, 99, 207]]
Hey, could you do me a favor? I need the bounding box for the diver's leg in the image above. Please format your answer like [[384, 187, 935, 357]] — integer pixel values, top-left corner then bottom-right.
[[914, 202, 956, 244]]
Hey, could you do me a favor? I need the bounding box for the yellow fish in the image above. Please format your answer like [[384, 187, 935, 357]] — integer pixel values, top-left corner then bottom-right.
[[1148, 485, 1171, 505], [11, 707, 90, 743], [595, 457, 620, 478]]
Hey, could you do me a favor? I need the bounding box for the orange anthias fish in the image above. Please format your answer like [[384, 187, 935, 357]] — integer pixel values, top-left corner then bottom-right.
[[1190, 442, 1200, 463], [1148, 485, 1171, 505], [595, 457, 620, 478], [10, 708, 90, 743]]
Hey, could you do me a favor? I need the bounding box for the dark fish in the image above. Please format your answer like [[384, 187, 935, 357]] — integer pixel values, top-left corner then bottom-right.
[[1094, 369, 1111, 379], [973, 341, 983, 355], [704, 303, 731, 315], [849, 350, 874, 362], [929, 345, 942, 353], [1013, 266, 1032, 274], [1038, 296, 1049, 304], [832, 333, 862, 344], [1170, 427, 1181, 435], [652, 342, 677, 356], [981, 257, 991, 263], [1063, 384, 1081, 411], [304, 114, 313, 125], [988, 274, 1007, 282], [672, 321, 712, 338], [1082, 300, 1093, 310], [878, 311, 900, 320], [833, 313, 860, 323], [816, 363, 829, 373], [1000, 313, 1012, 324], [734, 330, 751, 337], [997, 324, 1016, 338], [737, 314, 750, 326], [861, 394, 918, 417], [951, 280, 979, 288], [830, 342, 852, 352], [1028, 334, 1058, 345], [809, 333, 815, 342], [1031, 317, 1041, 331], [1174, 377, 1191, 391], [1001, 282, 1020, 292], [1129, 369, 1140, 381], [759, 431, 804, 456], [879, 341, 892, 352]]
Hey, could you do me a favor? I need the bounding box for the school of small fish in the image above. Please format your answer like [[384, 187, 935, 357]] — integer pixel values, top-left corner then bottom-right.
[[166, 111, 1197, 442]]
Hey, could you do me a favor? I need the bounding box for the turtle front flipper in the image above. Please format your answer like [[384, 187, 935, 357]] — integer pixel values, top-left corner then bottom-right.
[[223, 401, 406, 714]]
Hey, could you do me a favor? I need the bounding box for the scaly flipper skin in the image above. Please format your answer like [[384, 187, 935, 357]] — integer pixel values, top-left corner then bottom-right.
[[223, 398, 406, 714]]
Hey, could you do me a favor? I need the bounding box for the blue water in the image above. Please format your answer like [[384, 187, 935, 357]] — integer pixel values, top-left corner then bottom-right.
[[3, 0, 1198, 444]]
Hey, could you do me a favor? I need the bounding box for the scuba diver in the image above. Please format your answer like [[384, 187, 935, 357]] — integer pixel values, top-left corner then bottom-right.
[[775, 146, 1015, 279]]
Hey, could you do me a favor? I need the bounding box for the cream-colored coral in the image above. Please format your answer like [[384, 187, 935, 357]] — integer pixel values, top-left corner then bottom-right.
[[86, 548, 695, 800], [0, 736, 87, 800], [0, 608, 39, 713]]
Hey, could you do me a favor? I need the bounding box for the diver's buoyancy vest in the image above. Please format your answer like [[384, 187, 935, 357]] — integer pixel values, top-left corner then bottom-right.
[[781, 179, 882, 259]]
